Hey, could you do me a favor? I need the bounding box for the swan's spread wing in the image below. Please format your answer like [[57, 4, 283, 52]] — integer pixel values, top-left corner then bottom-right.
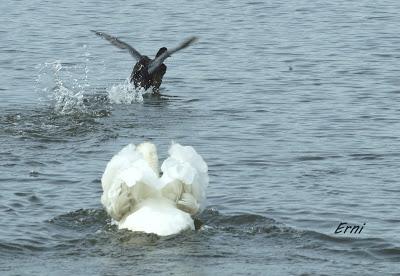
[[101, 144, 160, 221], [91, 30, 142, 60], [160, 143, 208, 215], [101, 144, 140, 192], [147, 36, 198, 74]]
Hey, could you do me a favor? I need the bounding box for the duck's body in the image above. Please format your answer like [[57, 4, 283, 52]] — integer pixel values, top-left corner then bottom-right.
[[101, 142, 208, 236], [91, 31, 196, 94], [130, 55, 167, 93]]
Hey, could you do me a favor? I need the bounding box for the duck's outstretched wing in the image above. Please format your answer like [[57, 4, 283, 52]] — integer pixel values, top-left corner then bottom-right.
[[91, 30, 142, 60], [147, 36, 198, 74], [160, 143, 208, 215], [101, 144, 160, 221]]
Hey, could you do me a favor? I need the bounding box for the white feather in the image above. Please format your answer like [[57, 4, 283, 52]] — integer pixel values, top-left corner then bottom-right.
[[161, 143, 209, 210]]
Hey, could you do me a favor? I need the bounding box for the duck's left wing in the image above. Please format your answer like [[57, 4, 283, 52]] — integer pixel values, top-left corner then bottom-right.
[[147, 36, 198, 74], [91, 30, 142, 60]]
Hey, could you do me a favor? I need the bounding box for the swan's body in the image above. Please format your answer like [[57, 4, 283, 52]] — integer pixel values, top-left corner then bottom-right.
[[101, 142, 208, 236], [119, 198, 194, 236]]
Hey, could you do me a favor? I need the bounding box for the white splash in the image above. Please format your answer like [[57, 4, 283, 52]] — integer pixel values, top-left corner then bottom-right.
[[107, 80, 148, 104], [53, 83, 86, 114], [35, 44, 149, 115], [35, 60, 86, 114]]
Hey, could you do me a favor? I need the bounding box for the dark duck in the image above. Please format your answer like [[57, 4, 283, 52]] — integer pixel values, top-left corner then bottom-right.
[[91, 30, 197, 93]]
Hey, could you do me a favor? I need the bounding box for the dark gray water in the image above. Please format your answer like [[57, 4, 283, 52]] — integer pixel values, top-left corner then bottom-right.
[[1, 0, 400, 274]]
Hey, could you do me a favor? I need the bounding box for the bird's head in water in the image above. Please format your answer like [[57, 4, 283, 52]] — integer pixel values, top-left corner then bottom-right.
[[156, 47, 167, 57]]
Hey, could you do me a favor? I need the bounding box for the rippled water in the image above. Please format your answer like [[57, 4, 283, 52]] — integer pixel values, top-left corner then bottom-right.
[[1, 0, 400, 274]]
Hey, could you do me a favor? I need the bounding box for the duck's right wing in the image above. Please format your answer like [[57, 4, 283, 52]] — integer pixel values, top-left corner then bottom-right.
[[101, 144, 160, 221], [91, 30, 142, 60], [147, 36, 198, 74]]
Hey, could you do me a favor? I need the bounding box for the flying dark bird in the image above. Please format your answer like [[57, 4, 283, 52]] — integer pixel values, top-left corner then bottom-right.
[[91, 30, 197, 94]]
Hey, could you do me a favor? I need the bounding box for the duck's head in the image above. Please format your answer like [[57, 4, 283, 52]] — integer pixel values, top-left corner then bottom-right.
[[156, 47, 167, 58], [137, 142, 160, 176]]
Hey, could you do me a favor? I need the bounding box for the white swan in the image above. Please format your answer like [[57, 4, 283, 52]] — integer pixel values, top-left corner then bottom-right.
[[101, 142, 208, 236]]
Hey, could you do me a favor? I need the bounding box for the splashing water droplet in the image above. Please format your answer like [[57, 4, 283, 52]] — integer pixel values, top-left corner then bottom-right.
[[107, 80, 148, 104]]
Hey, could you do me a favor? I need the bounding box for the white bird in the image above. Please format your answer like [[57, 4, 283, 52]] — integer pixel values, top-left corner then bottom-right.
[[101, 142, 208, 236]]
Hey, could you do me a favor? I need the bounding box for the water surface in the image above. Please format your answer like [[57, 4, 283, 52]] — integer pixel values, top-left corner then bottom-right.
[[1, 0, 400, 274]]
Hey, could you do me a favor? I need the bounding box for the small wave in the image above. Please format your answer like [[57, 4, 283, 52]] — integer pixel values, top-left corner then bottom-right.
[[349, 153, 384, 161], [0, 108, 110, 141], [295, 155, 326, 161], [48, 208, 110, 230], [198, 208, 298, 236], [371, 247, 400, 261], [0, 242, 38, 255]]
